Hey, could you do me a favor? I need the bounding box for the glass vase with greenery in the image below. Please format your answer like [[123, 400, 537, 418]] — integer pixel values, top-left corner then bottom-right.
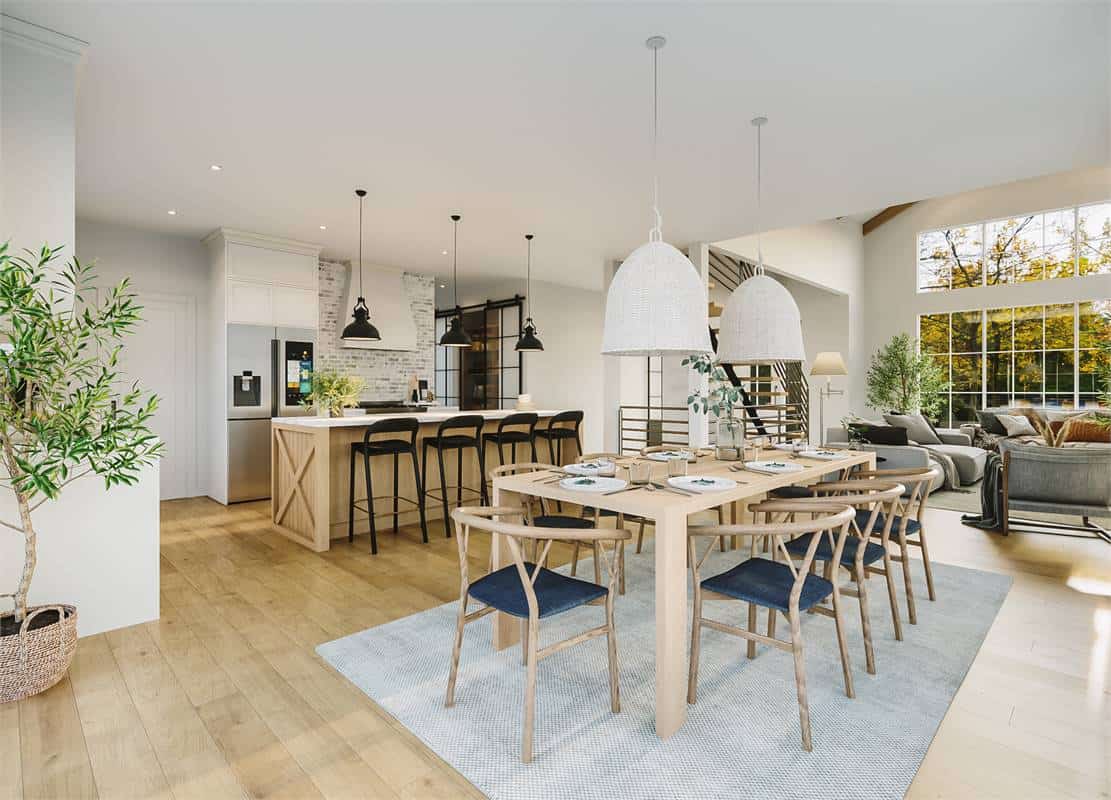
[[865, 333, 949, 419], [303, 370, 366, 417], [683, 353, 744, 460], [0, 244, 164, 630]]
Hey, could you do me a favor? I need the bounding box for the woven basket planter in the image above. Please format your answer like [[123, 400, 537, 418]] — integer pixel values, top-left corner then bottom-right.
[[0, 604, 77, 704]]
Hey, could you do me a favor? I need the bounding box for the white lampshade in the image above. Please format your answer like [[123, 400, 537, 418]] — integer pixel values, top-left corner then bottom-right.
[[810, 351, 847, 376], [715, 273, 805, 364], [601, 240, 712, 357]]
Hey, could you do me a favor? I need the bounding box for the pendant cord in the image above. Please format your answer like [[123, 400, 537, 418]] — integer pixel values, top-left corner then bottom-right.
[[526, 236, 532, 319], [649, 44, 662, 243], [452, 217, 459, 311], [358, 194, 365, 297], [755, 120, 764, 275]]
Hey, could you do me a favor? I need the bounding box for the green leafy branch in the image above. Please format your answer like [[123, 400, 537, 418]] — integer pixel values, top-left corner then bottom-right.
[[682, 353, 743, 418]]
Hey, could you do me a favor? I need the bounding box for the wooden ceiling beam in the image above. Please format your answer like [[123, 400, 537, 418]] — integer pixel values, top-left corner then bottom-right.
[[862, 202, 916, 235]]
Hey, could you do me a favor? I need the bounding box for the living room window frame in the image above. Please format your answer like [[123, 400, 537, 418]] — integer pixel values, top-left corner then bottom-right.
[[915, 200, 1111, 293], [918, 301, 1108, 427]]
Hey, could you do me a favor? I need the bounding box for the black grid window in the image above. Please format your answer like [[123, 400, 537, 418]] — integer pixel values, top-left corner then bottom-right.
[[435, 297, 524, 410]]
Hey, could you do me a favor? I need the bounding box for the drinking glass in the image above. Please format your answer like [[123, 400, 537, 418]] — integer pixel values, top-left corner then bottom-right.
[[667, 456, 688, 478], [628, 460, 651, 485], [598, 459, 616, 477]]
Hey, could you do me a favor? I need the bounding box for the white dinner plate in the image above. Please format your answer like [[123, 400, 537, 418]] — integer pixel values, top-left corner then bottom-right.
[[564, 460, 616, 477], [796, 449, 844, 461], [645, 450, 693, 462], [744, 460, 805, 475], [668, 475, 737, 493], [559, 476, 627, 493]]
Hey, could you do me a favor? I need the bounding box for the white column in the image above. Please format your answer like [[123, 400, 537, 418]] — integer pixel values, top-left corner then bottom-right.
[[0, 17, 161, 637]]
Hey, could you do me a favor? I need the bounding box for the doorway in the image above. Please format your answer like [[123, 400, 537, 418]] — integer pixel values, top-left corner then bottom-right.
[[113, 292, 197, 499]]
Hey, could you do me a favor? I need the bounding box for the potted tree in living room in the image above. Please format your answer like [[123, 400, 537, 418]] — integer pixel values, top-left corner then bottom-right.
[[0, 243, 163, 703], [866, 333, 949, 419]]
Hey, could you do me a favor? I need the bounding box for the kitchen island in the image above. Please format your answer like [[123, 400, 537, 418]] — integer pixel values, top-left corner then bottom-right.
[[270, 409, 573, 551]]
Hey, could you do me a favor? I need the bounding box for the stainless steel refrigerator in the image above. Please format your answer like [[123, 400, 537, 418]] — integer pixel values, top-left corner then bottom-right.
[[227, 324, 315, 503]]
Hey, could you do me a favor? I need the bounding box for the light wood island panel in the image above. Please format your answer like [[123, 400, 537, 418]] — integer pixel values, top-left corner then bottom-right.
[[271, 410, 571, 551]]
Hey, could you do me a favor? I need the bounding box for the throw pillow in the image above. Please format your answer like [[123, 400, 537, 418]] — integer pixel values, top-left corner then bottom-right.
[[1063, 416, 1111, 443], [997, 413, 1037, 437], [975, 410, 1008, 435], [855, 424, 908, 446], [883, 412, 942, 445]]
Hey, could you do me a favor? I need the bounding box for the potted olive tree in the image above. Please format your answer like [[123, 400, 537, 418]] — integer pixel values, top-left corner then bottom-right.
[[0, 243, 163, 703]]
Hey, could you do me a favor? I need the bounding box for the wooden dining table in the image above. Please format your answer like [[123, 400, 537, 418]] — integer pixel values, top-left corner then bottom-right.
[[490, 447, 876, 739]]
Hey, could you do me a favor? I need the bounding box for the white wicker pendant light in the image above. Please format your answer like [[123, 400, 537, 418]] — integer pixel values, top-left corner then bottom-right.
[[716, 117, 805, 365], [601, 36, 711, 357]]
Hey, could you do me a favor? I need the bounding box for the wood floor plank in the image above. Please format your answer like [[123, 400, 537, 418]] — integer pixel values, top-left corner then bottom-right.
[[170, 594, 401, 799], [18, 674, 97, 800], [196, 690, 324, 800], [104, 624, 245, 799], [0, 699, 23, 800], [67, 634, 171, 800]]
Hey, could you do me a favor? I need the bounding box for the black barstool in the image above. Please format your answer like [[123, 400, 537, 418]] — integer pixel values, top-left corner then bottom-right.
[[348, 417, 428, 555], [422, 414, 488, 539], [534, 410, 584, 466], [482, 413, 539, 468]]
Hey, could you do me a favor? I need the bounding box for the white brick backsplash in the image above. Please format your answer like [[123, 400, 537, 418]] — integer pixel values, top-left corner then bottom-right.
[[317, 259, 435, 402]]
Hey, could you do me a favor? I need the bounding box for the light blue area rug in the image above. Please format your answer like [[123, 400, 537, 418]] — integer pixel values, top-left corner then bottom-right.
[[318, 544, 1011, 800]]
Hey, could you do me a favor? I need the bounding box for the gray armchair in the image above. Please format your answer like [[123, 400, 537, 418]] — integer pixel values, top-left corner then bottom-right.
[[1000, 440, 1111, 543]]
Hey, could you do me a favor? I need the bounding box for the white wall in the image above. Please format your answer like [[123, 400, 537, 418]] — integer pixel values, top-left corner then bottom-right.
[[446, 276, 607, 454], [76, 219, 211, 498], [0, 18, 161, 636], [1, 18, 79, 258], [714, 219, 866, 419], [861, 166, 1111, 407]]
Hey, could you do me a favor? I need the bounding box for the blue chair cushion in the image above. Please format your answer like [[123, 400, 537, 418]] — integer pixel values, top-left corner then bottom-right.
[[532, 515, 595, 530], [784, 531, 886, 568], [468, 563, 607, 618], [856, 509, 921, 536], [701, 557, 833, 612], [769, 485, 814, 499]]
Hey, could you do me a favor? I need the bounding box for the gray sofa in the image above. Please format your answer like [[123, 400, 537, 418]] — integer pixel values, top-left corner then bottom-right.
[[825, 427, 947, 492], [999, 439, 1111, 543], [828, 418, 989, 488]]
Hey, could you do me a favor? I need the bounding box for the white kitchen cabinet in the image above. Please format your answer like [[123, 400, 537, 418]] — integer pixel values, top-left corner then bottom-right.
[[227, 279, 273, 325], [227, 241, 316, 289], [272, 285, 317, 328]]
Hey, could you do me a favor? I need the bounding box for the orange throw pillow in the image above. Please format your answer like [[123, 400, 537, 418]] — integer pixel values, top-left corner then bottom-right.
[[1063, 418, 1111, 443]]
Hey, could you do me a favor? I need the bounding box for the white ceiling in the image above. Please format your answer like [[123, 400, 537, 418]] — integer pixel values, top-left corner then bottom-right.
[[8, 1, 1110, 291]]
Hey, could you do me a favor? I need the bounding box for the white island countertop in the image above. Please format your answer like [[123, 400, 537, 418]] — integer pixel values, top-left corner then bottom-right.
[[272, 408, 565, 429]]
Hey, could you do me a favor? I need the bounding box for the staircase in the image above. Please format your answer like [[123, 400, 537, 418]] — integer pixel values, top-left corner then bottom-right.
[[708, 248, 810, 442]]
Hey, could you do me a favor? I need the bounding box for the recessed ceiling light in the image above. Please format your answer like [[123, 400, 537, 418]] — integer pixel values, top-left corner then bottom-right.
[[319, 225, 327, 230], [209, 164, 222, 171], [439, 283, 446, 289], [167, 209, 177, 215], [441, 250, 448, 255]]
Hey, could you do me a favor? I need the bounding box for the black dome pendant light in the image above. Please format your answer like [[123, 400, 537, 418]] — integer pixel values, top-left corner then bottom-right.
[[341, 188, 381, 342], [439, 214, 472, 348], [515, 234, 543, 352]]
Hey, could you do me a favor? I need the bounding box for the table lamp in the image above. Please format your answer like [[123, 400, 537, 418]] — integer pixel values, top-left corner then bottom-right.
[[810, 351, 847, 445]]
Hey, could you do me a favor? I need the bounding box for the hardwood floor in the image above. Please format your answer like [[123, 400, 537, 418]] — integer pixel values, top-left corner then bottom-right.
[[2, 497, 1109, 799]]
